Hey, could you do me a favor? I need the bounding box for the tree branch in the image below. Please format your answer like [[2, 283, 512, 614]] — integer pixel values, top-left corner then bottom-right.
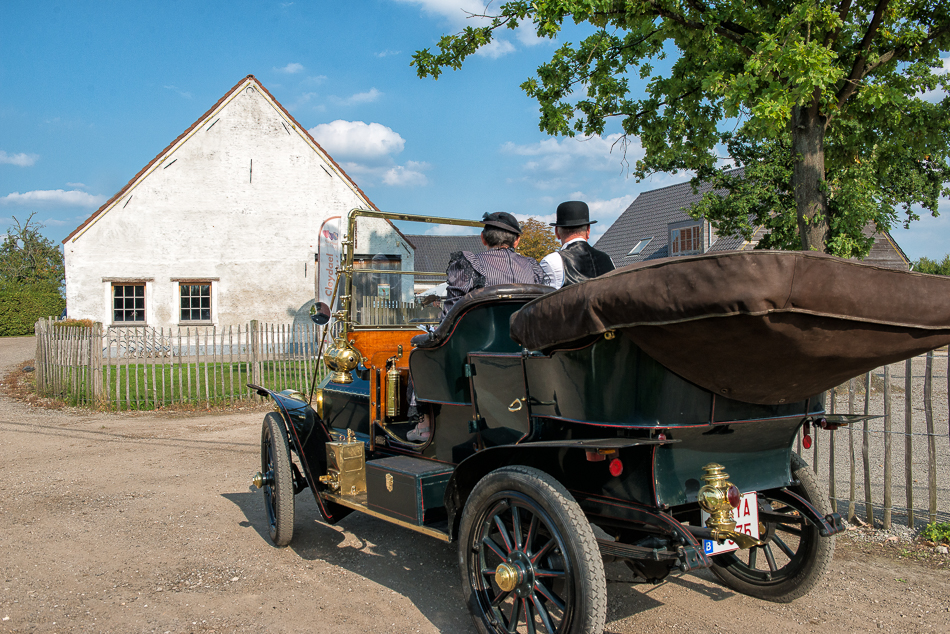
[[823, 0, 853, 50], [834, 0, 891, 108], [647, 1, 756, 57]]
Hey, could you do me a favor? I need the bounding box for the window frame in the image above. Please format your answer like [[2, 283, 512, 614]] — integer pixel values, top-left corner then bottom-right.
[[669, 222, 703, 257], [178, 280, 214, 324], [111, 283, 147, 325], [627, 237, 654, 256]]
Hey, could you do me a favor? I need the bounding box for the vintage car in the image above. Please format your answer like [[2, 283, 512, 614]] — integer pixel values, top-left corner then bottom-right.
[[250, 209, 950, 634]]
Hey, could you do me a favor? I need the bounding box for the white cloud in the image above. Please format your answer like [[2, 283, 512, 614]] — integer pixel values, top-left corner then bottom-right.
[[288, 92, 323, 112], [382, 161, 430, 186], [0, 189, 106, 207], [0, 150, 39, 167], [334, 88, 382, 106], [65, 182, 87, 189], [276, 62, 305, 74], [920, 56, 949, 102], [311, 120, 406, 160], [164, 85, 192, 99], [393, 1, 494, 26], [474, 38, 516, 59], [425, 223, 479, 236], [514, 22, 544, 47], [376, 50, 401, 58], [502, 134, 645, 174]]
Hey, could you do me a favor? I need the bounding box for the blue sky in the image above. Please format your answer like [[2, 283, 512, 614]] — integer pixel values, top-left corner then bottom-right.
[[1, 1, 948, 260]]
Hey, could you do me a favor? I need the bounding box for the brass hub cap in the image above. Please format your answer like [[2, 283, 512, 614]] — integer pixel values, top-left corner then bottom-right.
[[495, 563, 519, 592]]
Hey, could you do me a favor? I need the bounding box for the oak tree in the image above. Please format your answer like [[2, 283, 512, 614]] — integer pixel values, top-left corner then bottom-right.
[[413, 1, 950, 256], [516, 217, 561, 260]]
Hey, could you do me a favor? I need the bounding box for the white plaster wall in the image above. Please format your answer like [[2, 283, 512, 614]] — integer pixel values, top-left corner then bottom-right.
[[64, 81, 411, 328]]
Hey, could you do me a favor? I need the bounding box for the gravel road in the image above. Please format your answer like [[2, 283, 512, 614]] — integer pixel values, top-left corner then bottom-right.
[[1, 336, 948, 633]]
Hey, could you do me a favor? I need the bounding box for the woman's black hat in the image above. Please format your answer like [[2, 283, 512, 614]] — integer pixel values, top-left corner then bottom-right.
[[551, 201, 596, 227], [481, 211, 522, 235]]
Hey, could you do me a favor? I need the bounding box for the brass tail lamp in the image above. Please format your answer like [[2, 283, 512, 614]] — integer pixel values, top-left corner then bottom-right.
[[697, 463, 765, 550]]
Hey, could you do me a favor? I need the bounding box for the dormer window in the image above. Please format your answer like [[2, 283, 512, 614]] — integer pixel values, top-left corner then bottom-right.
[[628, 237, 653, 256], [670, 222, 703, 256]]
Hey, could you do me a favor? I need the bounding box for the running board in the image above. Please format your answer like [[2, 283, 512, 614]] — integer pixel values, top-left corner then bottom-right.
[[320, 491, 451, 543]]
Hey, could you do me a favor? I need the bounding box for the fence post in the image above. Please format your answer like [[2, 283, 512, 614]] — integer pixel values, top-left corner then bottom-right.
[[250, 320, 260, 398], [863, 371, 874, 526], [91, 322, 103, 405], [883, 364, 892, 529], [925, 351, 937, 523], [904, 358, 914, 528]]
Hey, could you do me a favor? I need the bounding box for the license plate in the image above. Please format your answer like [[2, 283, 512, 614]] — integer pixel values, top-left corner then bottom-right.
[[701, 492, 759, 555]]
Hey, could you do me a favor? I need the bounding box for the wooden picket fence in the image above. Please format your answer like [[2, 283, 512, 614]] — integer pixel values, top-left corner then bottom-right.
[[30, 317, 950, 527], [34, 318, 327, 410], [803, 350, 950, 529]]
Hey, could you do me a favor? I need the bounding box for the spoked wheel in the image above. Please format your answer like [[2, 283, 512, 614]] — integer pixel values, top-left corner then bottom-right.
[[260, 412, 295, 547], [458, 466, 606, 634], [710, 453, 834, 602]]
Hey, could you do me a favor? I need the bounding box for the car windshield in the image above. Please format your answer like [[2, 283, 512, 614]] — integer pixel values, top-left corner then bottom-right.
[[349, 214, 482, 328]]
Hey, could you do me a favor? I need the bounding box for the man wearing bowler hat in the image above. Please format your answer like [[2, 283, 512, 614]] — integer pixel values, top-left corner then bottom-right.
[[540, 201, 615, 289]]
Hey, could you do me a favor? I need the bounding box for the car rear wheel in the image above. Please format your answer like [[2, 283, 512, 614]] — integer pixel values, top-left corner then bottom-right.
[[709, 453, 834, 602], [261, 412, 295, 547], [458, 466, 606, 634]]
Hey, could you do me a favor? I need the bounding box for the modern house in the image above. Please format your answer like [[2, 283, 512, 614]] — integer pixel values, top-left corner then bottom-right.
[[63, 75, 412, 330], [595, 177, 910, 270]]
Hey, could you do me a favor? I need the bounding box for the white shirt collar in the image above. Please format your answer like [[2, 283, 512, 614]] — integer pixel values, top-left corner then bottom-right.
[[559, 237, 588, 251]]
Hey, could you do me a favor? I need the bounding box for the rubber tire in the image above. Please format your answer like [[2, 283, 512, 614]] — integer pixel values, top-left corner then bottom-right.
[[261, 412, 295, 547], [458, 465, 606, 634], [710, 453, 834, 602]]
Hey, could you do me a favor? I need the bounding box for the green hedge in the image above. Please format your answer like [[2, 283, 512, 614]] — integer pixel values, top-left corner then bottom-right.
[[0, 284, 65, 336]]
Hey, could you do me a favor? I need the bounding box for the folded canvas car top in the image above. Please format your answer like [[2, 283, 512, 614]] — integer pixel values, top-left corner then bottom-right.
[[510, 251, 950, 405]]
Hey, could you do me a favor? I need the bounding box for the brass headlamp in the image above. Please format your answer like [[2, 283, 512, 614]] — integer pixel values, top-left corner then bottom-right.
[[323, 336, 362, 384], [697, 463, 765, 550]]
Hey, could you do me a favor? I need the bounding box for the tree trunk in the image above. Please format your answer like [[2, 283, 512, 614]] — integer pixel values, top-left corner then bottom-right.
[[790, 105, 831, 252]]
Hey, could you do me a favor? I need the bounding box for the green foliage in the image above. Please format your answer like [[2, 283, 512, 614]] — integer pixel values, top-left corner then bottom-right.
[[516, 217, 560, 261], [921, 521, 950, 543], [0, 285, 65, 336], [914, 254, 950, 275], [413, 1, 950, 257], [0, 214, 66, 335]]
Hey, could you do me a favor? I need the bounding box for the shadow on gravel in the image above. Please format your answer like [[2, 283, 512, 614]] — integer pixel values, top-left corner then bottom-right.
[[224, 488, 475, 632], [224, 487, 736, 633]]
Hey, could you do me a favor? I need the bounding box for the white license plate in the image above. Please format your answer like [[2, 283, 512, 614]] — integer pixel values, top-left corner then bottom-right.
[[701, 492, 759, 555]]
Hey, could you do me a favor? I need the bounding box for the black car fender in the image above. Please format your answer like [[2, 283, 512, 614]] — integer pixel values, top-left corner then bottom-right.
[[443, 437, 677, 541]]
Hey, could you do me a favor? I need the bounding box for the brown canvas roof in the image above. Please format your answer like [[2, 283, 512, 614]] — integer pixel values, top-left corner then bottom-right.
[[64, 75, 378, 244], [510, 251, 950, 404]]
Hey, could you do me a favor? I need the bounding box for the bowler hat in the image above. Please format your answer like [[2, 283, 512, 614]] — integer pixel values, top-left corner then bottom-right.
[[481, 211, 522, 235], [551, 201, 596, 228]]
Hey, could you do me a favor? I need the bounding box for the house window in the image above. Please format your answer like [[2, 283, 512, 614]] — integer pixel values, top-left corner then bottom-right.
[[670, 224, 702, 256], [628, 237, 654, 256], [180, 282, 212, 322], [113, 284, 145, 323]]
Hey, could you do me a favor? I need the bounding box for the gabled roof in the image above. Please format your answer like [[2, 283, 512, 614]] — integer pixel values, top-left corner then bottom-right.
[[405, 234, 484, 281], [594, 173, 749, 266], [64, 75, 377, 244], [594, 169, 910, 271]]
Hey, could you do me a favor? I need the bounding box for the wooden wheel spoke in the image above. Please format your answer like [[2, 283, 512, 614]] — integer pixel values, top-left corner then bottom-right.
[[533, 580, 565, 611], [494, 515, 514, 554], [772, 534, 797, 559], [506, 596, 521, 633], [764, 544, 779, 572], [523, 599, 536, 634], [525, 515, 539, 555], [747, 546, 758, 568], [532, 593, 558, 633], [491, 589, 511, 607], [483, 536, 508, 560], [512, 505, 524, 550], [533, 568, 565, 578], [530, 538, 554, 564]]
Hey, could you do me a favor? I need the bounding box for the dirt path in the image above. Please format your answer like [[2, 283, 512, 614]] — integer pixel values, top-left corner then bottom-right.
[[1, 337, 948, 633]]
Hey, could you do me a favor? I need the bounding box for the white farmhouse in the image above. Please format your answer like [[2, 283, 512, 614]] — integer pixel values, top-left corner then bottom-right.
[[63, 75, 413, 329]]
